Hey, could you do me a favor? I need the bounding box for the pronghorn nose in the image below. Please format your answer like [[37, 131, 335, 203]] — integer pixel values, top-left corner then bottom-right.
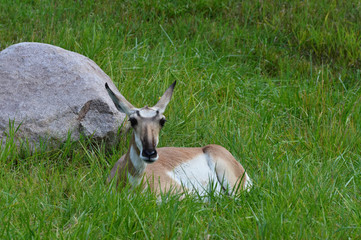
[[142, 149, 157, 160]]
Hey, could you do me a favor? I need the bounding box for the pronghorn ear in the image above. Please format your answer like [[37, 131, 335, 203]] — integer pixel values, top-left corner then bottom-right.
[[154, 81, 176, 114], [105, 83, 136, 115]]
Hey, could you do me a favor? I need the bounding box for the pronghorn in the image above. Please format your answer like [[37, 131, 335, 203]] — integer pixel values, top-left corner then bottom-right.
[[106, 81, 252, 196]]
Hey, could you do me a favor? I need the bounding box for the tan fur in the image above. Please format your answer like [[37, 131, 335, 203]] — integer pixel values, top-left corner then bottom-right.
[[202, 145, 247, 192]]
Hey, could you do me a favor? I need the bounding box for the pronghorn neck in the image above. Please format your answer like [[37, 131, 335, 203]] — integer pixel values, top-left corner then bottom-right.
[[124, 133, 147, 181]]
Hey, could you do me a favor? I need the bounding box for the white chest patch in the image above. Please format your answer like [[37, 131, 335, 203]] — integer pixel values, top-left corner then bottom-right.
[[128, 172, 142, 187], [130, 146, 146, 174], [166, 155, 224, 196]]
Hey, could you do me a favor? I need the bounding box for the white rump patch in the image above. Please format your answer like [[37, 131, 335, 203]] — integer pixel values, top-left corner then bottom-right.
[[244, 172, 253, 192], [167, 155, 224, 196]]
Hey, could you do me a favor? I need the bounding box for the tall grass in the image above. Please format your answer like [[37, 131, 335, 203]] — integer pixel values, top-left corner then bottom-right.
[[1, 0, 360, 238]]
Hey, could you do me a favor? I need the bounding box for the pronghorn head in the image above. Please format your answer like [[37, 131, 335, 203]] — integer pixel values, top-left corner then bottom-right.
[[105, 81, 176, 163]]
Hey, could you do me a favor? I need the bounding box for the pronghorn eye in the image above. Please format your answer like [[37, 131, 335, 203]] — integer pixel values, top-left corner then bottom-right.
[[159, 118, 166, 127], [129, 118, 138, 127]]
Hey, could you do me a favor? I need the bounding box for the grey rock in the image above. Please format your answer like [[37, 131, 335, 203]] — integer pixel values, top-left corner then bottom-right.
[[0, 42, 125, 147]]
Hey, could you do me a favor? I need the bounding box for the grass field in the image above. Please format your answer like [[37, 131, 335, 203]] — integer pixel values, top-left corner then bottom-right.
[[1, 0, 361, 238]]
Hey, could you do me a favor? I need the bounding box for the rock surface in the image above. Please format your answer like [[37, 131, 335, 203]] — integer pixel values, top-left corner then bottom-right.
[[0, 42, 125, 147]]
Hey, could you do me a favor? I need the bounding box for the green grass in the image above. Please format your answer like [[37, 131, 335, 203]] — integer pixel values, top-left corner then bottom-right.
[[1, 0, 361, 238]]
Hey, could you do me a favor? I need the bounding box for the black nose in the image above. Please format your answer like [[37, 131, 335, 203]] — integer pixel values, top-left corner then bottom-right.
[[142, 149, 157, 159]]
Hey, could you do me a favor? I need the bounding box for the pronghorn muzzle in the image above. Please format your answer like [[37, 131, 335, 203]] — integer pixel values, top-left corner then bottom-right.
[[141, 149, 158, 163]]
